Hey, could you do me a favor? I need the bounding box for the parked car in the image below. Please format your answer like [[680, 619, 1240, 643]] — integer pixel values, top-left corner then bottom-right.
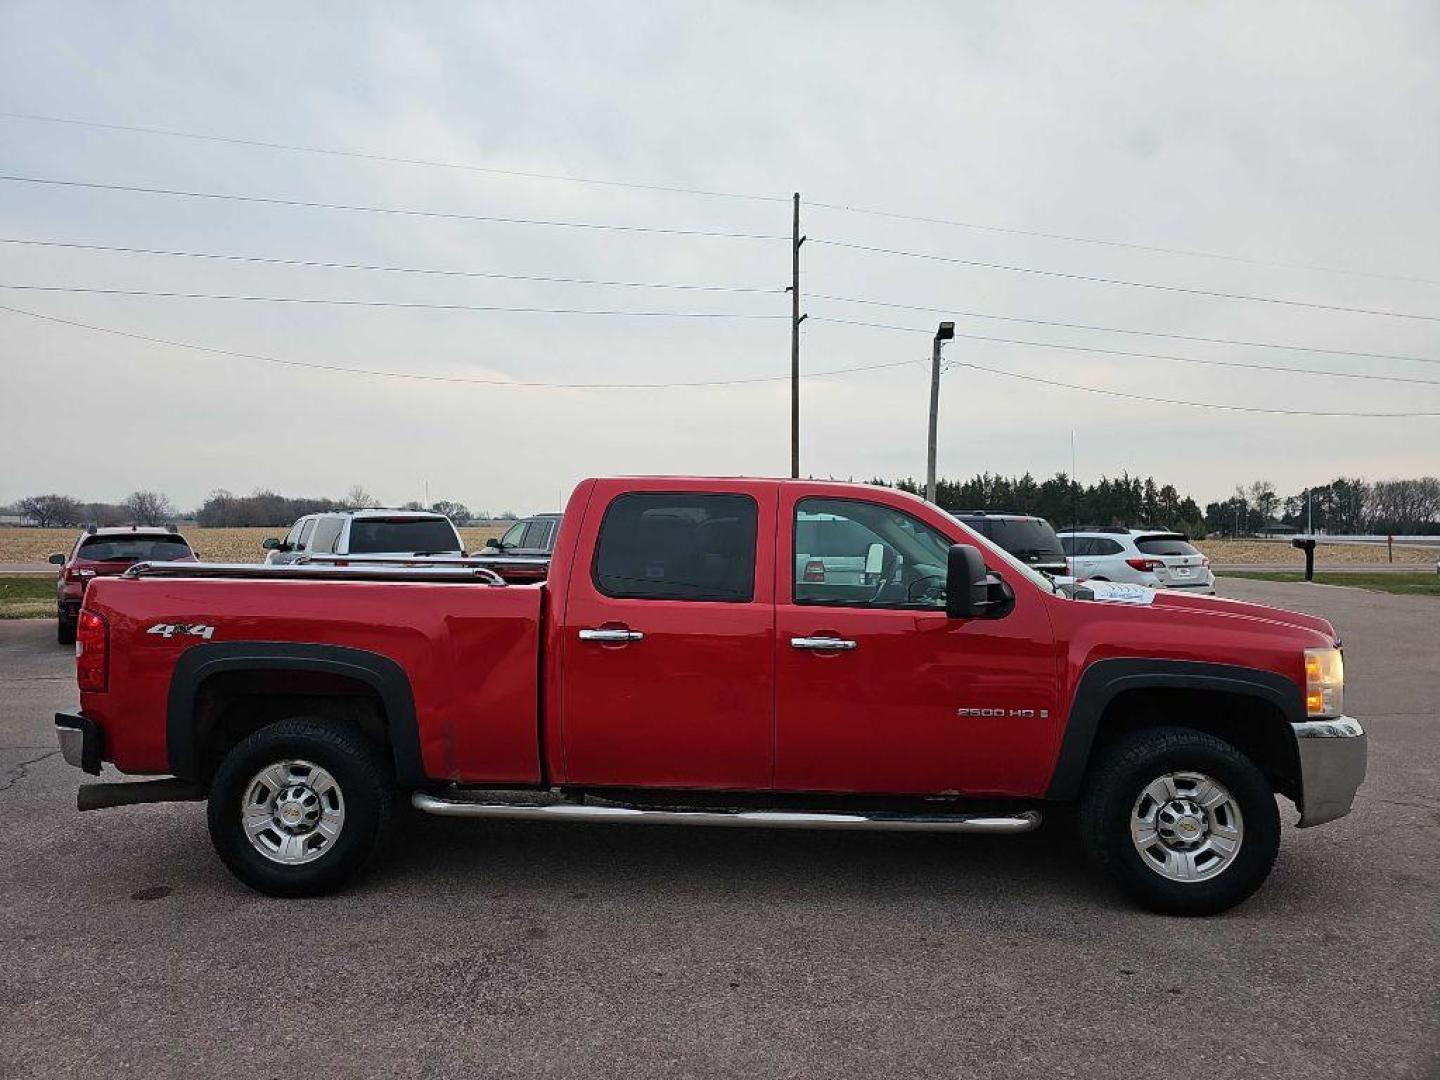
[[954, 512, 1067, 576], [49, 525, 196, 644], [1058, 527, 1215, 594], [55, 476, 1363, 916], [262, 509, 464, 564], [485, 513, 562, 556]]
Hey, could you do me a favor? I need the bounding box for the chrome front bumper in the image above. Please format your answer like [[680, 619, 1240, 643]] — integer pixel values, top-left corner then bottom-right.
[[1292, 716, 1367, 827]]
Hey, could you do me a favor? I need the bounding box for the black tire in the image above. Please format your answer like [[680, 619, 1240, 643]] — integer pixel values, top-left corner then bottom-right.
[[57, 616, 75, 646], [1080, 726, 1280, 916], [207, 717, 394, 897]]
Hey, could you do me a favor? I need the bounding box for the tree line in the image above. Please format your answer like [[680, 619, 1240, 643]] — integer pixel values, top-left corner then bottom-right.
[[3, 487, 520, 528], [1205, 477, 1440, 536], [9, 473, 1438, 535], [886, 472, 1207, 536], [882, 471, 1440, 538]]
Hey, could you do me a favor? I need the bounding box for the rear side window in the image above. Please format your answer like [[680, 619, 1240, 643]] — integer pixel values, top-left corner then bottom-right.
[[311, 517, 343, 554], [347, 517, 462, 554], [593, 493, 757, 602], [1093, 537, 1125, 555], [1136, 535, 1200, 556], [78, 536, 191, 562]]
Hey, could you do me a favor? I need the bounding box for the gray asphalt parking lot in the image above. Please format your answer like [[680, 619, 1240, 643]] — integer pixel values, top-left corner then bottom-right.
[[1, 579, 1435, 1079]]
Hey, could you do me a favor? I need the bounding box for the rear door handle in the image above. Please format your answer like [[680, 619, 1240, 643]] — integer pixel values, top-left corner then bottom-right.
[[579, 628, 645, 643], [791, 636, 857, 651]]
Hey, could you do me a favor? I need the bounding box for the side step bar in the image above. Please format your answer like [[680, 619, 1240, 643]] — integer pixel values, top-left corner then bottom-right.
[[412, 793, 1041, 834]]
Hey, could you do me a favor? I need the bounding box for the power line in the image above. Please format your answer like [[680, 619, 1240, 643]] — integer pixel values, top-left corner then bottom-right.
[[7, 111, 1428, 287], [810, 315, 1440, 386], [7, 235, 1437, 368], [808, 318, 1440, 416], [812, 238, 1440, 323], [0, 303, 903, 389], [807, 292, 1440, 368], [0, 237, 780, 294], [944, 357, 1440, 417], [806, 200, 1440, 289], [0, 111, 791, 205], [0, 283, 786, 320], [0, 175, 788, 240]]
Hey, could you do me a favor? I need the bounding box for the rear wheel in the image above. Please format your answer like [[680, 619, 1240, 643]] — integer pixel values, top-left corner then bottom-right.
[[207, 717, 393, 897], [56, 615, 75, 646], [1081, 726, 1279, 916]]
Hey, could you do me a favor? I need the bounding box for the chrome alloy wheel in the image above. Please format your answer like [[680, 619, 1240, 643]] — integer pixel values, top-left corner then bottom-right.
[[241, 759, 345, 865], [1130, 771, 1244, 883]]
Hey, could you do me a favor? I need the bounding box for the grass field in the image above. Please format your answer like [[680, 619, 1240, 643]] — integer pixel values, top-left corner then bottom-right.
[[0, 575, 54, 619], [0, 525, 509, 564], [1222, 570, 1440, 596]]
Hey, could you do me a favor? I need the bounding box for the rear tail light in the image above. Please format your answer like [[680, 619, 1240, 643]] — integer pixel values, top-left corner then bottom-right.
[[1125, 557, 1164, 572], [76, 610, 109, 692], [803, 559, 826, 583], [66, 568, 96, 582]]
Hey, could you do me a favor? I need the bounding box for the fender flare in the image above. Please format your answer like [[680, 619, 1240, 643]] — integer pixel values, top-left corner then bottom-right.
[[1044, 658, 1304, 801], [166, 642, 425, 786]]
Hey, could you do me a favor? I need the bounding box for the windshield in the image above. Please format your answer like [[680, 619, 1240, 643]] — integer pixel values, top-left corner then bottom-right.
[[346, 517, 462, 554], [937, 509, 1059, 593], [78, 537, 192, 562], [983, 518, 1064, 558]]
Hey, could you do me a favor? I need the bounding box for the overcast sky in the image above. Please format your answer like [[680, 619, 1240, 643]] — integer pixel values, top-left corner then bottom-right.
[[2, 1, 1438, 515]]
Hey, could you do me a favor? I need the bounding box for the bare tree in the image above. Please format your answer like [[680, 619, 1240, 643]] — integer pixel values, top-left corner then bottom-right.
[[342, 485, 380, 510], [17, 494, 85, 527], [430, 500, 471, 525], [123, 490, 176, 525], [1246, 480, 1280, 524]]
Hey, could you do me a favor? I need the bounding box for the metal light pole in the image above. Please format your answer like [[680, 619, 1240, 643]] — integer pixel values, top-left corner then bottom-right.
[[925, 322, 955, 504]]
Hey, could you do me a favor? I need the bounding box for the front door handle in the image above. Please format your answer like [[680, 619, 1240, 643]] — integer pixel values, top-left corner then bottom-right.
[[791, 636, 857, 651], [579, 628, 645, 643]]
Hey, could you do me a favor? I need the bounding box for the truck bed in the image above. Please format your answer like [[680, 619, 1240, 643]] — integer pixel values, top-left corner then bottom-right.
[[81, 566, 546, 784]]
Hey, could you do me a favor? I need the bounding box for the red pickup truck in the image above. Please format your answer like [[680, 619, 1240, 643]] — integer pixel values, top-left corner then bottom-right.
[[54, 477, 1366, 915]]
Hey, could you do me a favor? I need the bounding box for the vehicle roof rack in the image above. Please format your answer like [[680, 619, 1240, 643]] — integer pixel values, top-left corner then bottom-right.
[[85, 523, 98, 534]]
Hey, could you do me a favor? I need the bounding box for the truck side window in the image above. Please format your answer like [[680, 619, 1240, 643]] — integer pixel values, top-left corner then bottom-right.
[[794, 498, 952, 609], [593, 493, 757, 602], [296, 518, 317, 553]]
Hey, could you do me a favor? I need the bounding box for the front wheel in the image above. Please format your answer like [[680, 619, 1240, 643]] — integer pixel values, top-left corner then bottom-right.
[[1080, 727, 1280, 916], [207, 717, 393, 897]]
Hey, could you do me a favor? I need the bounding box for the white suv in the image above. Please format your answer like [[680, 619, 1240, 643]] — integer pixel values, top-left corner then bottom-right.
[[263, 509, 464, 564], [1058, 528, 1215, 594]]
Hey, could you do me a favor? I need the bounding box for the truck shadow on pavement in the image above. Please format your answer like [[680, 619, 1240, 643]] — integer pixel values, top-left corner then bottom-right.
[[367, 810, 1119, 911]]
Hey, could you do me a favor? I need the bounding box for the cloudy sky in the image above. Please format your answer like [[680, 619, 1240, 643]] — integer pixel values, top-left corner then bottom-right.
[[2, 1, 1438, 514]]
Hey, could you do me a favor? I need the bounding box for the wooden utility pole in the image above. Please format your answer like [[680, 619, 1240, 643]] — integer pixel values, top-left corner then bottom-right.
[[789, 193, 805, 478]]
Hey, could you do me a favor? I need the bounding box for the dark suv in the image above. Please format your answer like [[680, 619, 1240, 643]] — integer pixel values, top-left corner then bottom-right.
[[485, 513, 562, 556], [953, 512, 1068, 576], [50, 526, 197, 644]]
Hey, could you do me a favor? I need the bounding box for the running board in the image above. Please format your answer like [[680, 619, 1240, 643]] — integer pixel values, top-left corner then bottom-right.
[[411, 793, 1041, 834]]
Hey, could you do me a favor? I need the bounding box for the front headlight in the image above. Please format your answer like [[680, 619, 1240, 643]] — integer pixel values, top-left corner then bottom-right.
[[1304, 647, 1344, 718]]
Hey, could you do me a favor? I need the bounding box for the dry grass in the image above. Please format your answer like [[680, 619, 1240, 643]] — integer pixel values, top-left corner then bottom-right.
[[1195, 538, 1434, 566], [0, 524, 508, 564]]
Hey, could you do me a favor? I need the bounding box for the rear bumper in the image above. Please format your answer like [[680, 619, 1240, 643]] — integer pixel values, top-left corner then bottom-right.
[[55, 712, 103, 775], [1292, 716, 1367, 827]]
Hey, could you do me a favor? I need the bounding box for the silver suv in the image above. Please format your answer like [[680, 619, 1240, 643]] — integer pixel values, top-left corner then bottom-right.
[[263, 509, 464, 564], [1058, 527, 1215, 594]]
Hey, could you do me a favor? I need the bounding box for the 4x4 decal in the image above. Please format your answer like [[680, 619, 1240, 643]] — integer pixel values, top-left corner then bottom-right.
[[146, 623, 215, 641]]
